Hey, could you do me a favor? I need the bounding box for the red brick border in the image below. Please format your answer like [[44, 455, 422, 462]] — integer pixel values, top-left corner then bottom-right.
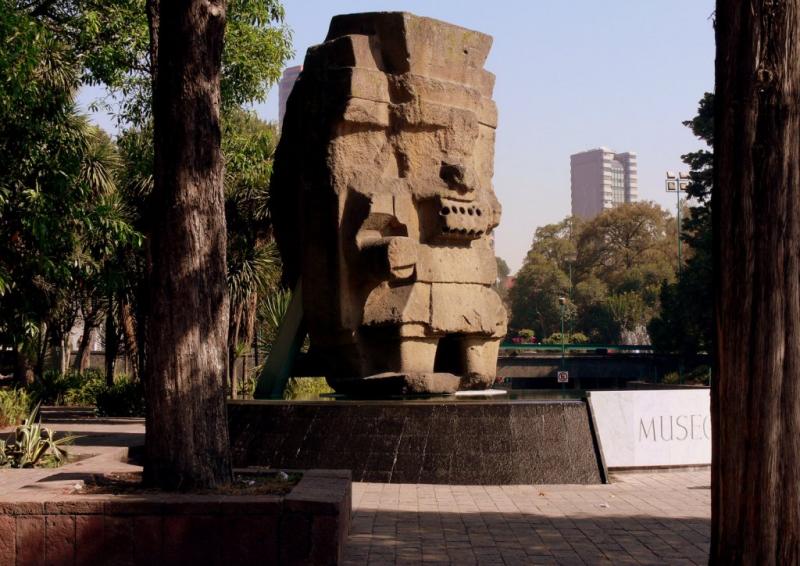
[[0, 470, 350, 566]]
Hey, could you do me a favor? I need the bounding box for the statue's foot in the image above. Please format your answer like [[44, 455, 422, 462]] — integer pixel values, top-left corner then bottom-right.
[[333, 372, 460, 397]]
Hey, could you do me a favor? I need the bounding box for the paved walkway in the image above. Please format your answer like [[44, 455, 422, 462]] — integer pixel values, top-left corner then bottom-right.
[[2, 419, 710, 564], [344, 471, 710, 565], [0, 418, 145, 497]]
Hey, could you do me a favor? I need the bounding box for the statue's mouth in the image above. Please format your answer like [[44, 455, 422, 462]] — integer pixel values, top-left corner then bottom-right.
[[438, 198, 488, 239]]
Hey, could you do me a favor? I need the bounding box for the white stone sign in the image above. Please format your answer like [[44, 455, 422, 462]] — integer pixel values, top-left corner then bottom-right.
[[588, 389, 711, 468]]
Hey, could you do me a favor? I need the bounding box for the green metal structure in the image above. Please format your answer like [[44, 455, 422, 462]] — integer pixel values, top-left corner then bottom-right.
[[254, 281, 307, 399]]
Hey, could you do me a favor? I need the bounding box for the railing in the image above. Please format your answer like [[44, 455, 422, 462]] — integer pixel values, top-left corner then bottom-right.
[[500, 343, 656, 353]]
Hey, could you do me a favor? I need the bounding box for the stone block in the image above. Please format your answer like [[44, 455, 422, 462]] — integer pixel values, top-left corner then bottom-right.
[[103, 516, 133, 566], [271, 12, 507, 394], [222, 514, 279, 565], [0, 515, 15, 565], [163, 515, 220, 566], [132, 516, 163, 566], [75, 515, 104, 565], [16, 516, 45, 566], [45, 515, 74, 566]]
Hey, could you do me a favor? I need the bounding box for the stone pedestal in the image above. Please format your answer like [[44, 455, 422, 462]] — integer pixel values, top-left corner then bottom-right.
[[228, 398, 605, 485]]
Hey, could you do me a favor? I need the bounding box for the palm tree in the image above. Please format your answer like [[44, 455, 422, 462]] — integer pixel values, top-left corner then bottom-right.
[[223, 109, 282, 396]]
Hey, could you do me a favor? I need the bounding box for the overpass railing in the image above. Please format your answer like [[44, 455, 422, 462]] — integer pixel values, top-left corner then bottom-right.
[[500, 343, 656, 353]]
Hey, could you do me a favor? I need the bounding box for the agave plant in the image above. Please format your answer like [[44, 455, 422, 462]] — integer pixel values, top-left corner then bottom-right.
[[1, 403, 80, 468]]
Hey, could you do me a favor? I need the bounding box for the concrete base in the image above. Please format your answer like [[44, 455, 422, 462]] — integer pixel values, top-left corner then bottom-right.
[[228, 398, 604, 485]]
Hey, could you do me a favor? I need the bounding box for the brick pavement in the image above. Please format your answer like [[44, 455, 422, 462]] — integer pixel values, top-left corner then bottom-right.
[[344, 470, 710, 565], [1, 419, 711, 564]]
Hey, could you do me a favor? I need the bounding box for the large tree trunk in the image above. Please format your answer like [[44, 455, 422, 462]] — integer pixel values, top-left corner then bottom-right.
[[74, 302, 101, 372], [75, 326, 95, 372], [14, 347, 34, 386], [143, 0, 231, 490], [104, 298, 118, 387], [119, 297, 140, 380], [713, 2, 800, 563]]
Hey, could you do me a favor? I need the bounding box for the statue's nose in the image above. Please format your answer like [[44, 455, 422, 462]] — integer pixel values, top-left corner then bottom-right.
[[440, 161, 477, 194]]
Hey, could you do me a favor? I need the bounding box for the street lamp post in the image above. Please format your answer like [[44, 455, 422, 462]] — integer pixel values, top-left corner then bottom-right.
[[559, 296, 566, 390], [665, 171, 690, 384], [558, 296, 566, 368], [564, 252, 577, 336], [665, 171, 690, 275]]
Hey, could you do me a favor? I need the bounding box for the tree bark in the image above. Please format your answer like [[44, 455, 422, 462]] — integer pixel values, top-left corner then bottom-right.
[[119, 297, 140, 380], [143, 0, 231, 489], [104, 297, 118, 387], [74, 301, 101, 372], [713, 2, 800, 563], [14, 347, 34, 386]]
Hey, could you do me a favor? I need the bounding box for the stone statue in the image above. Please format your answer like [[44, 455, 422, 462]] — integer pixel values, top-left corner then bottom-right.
[[271, 12, 507, 394]]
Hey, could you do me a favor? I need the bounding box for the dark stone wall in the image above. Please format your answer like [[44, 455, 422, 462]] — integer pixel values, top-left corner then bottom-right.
[[228, 400, 603, 485]]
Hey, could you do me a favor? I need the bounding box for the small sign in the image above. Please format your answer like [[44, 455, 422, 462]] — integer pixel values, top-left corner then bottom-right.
[[557, 371, 569, 383]]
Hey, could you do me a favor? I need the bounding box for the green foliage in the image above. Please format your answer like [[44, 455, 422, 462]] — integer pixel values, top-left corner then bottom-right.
[[649, 93, 714, 356], [26, 0, 293, 126], [24, 370, 143, 415], [0, 389, 32, 428], [283, 377, 334, 401], [508, 251, 573, 337], [493, 256, 511, 303], [63, 373, 107, 407], [0, 404, 79, 468], [28, 369, 103, 406], [260, 289, 292, 335], [606, 292, 650, 343], [1, 0, 291, 388], [236, 375, 258, 399], [0, 3, 141, 381], [117, 111, 286, 391], [510, 203, 676, 344], [663, 365, 711, 386], [95, 377, 145, 417], [543, 332, 589, 345], [224, 111, 282, 350]]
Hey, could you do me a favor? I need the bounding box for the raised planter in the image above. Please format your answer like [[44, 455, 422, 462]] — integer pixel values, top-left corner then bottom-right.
[[229, 398, 605, 484], [0, 468, 351, 566]]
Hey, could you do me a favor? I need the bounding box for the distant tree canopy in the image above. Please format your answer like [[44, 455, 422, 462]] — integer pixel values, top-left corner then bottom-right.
[[509, 203, 678, 344], [493, 256, 511, 303], [648, 93, 713, 356]]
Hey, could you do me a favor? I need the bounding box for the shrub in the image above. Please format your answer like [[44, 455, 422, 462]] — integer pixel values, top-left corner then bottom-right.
[[663, 365, 711, 386], [28, 369, 106, 405], [283, 377, 334, 400], [63, 373, 106, 406], [29, 370, 81, 405], [0, 389, 32, 428], [543, 332, 589, 345], [236, 374, 257, 399], [0, 404, 79, 468], [95, 377, 145, 417]]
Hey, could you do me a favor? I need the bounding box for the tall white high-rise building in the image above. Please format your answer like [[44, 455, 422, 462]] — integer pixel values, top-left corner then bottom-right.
[[278, 65, 303, 128], [570, 148, 638, 218]]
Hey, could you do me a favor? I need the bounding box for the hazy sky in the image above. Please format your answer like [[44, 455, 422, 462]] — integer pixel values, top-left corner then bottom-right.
[[78, 1, 716, 272]]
